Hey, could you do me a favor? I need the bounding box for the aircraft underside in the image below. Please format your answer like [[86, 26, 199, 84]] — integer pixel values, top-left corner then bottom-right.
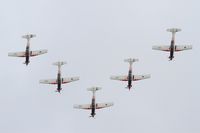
[[25, 55, 30, 65], [91, 108, 95, 117]]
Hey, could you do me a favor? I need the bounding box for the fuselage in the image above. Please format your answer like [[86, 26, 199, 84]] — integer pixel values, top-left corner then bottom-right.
[[127, 64, 132, 89], [57, 69, 62, 93], [169, 40, 175, 60], [91, 96, 96, 117], [25, 45, 30, 65], [169, 33, 175, 60], [128, 70, 132, 89]]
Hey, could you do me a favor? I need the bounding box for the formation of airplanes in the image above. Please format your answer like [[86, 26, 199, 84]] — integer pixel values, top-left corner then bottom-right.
[[7, 28, 192, 117]]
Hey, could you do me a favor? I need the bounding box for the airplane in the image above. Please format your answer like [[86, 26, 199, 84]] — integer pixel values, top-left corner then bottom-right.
[[73, 87, 114, 117], [39, 61, 79, 93], [152, 28, 192, 60], [110, 58, 150, 90], [8, 34, 48, 65]]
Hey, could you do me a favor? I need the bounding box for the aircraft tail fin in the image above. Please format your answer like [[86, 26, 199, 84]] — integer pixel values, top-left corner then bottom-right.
[[167, 28, 181, 33], [124, 58, 138, 64], [87, 87, 101, 92], [52, 61, 67, 67], [22, 34, 36, 39]]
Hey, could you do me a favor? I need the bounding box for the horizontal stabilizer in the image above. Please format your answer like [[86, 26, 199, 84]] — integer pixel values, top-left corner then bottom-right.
[[87, 87, 102, 92], [167, 28, 181, 33], [124, 58, 139, 64], [22, 34, 36, 39], [52, 61, 67, 66]]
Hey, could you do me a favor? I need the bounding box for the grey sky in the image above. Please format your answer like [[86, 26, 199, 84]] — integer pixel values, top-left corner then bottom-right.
[[0, 0, 199, 133]]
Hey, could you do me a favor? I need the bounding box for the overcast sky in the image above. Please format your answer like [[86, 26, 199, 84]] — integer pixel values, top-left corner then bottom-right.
[[0, 0, 199, 133]]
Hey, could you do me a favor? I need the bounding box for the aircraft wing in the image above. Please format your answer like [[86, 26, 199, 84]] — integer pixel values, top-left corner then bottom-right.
[[62, 77, 79, 84], [73, 104, 91, 110], [133, 74, 151, 81], [152, 45, 170, 51], [175, 45, 192, 51], [96, 102, 114, 109], [39, 79, 57, 84], [30, 49, 48, 56], [8, 51, 26, 57], [110, 75, 128, 81]]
